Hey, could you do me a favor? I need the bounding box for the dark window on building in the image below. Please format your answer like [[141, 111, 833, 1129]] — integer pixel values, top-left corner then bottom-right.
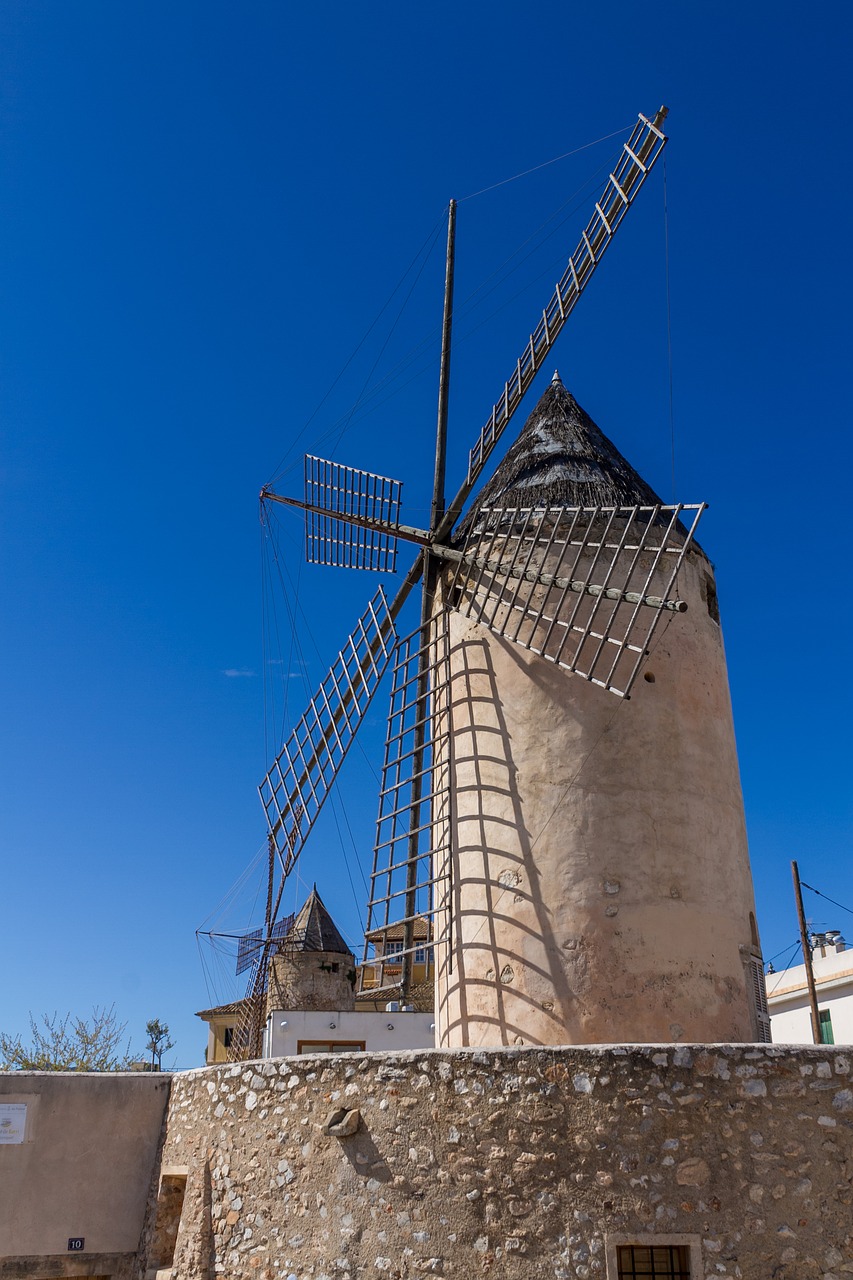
[[701, 573, 720, 625], [297, 1040, 366, 1054], [819, 1008, 835, 1044], [617, 1244, 691, 1278], [223, 1026, 234, 1048]]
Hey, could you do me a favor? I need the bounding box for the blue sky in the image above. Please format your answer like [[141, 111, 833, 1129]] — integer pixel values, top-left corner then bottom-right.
[[1, 2, 851, 1065]]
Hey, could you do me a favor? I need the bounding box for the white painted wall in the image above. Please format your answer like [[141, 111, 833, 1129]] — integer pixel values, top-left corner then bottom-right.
[[266, 1009, 435, 1057], [769, 946, 853, 1044]]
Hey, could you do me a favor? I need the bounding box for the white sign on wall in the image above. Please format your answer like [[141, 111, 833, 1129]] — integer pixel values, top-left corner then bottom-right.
[[0, 1103, 27, 1143]]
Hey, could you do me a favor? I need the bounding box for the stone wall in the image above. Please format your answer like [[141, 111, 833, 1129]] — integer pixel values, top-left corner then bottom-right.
[[138, 1044, 853, 1279], [269, 951, 356, 1015]]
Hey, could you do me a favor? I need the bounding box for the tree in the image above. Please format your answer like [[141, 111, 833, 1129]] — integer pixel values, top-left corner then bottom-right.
[[0, 1006, 132, 1071], [145, 1018, 175, 1071]]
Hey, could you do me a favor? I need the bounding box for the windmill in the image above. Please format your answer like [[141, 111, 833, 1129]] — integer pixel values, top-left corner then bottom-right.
[[256, 106, 768, 1051]]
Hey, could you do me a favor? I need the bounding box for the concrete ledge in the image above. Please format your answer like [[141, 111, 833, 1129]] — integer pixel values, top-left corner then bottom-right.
[[0, 1253, 136, 1279]]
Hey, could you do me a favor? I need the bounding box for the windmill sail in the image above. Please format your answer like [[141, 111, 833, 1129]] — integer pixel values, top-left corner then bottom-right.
[[259, 588, 397, 875], [449, 501, 704, 698], [304, 454, 403, 573], [463, 109, 668, 494], [360, 618, 452, 995]]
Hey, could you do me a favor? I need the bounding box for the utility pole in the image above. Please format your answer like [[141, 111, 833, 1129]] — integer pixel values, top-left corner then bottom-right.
[[791, 860, 822, 1044]]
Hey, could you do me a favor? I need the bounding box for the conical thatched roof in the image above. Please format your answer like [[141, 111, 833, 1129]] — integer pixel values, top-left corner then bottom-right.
[[285, 886, 353, 957], [456, 372, 663, 538]]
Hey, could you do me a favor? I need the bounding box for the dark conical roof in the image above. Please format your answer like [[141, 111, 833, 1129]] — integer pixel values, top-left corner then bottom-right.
[[457, 373, 663, 537], [286, 886, 353, 956]]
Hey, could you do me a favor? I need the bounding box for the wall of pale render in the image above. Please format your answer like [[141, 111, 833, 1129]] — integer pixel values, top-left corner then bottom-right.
[[434, 547, 764, 1050], [770, 947, 853, 1045], [0, 1071, 169, 1280], [138, 1044, 853, 1280]]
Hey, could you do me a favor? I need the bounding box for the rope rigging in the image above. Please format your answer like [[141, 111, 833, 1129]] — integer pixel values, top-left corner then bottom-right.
[[265, 125, 638, 495]]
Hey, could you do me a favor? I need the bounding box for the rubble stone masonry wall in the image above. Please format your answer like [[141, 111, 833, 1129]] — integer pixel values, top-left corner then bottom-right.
[[139, 1044, 853, 1280]]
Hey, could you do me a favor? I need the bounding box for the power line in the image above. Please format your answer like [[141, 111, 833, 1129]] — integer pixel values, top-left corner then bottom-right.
[[800, 880, 853, 921], [458, 123, 633, 202]]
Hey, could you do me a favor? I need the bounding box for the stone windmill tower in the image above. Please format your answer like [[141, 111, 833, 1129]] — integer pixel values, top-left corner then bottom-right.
[[432, 373, 766, 1047], [258, 107, 769, 1050]]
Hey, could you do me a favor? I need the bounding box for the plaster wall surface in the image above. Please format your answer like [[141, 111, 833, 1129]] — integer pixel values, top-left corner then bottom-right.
[[138, 1043, 853, 1280], [770, 948, 853, 1044], [435, 547, 762, 1048], [0, 1071, 169, 1274], [267, 1010, 435, 1057]]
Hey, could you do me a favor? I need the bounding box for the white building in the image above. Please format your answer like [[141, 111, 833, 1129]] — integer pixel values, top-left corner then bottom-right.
[[264, 1007, 435, 1057], [768, 933, 853, 1044]]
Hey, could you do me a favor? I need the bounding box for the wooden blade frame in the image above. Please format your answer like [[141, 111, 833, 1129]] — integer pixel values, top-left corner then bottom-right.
[[235, 913, 296, 976], [450, 502, 705, 698], [259, 588, 397, 875], [464, 110, 668, 494], [304, 454, 403, 573], [359, 618, 452, 997]]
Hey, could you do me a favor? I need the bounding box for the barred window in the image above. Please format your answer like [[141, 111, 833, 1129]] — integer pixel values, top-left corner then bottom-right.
[[617, 1244, 691, 1278]]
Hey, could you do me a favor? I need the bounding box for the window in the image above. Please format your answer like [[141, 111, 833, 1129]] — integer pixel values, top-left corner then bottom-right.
[[223, 1026, 234, 1048], [414, 945, 433, 965], [749, 957, 772, 1043], [297, 1040, 366, 1054], [617, 1245, 691, 1278], [702, 572, 720, 624], [385, 940, 404, 957], [819, 1008, 835, 1044]]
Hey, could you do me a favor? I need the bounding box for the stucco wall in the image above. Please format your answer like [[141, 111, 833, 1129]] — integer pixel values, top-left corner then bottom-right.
[[434, 547, 763, 1049], [0, 1071, 169, 1276], [772, 999, 853, 1048], [770, 950, 853, 1045], [138, 1044, 853, 1279]]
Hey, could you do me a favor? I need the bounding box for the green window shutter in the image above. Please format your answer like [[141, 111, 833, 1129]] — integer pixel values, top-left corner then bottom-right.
[[818, 1008, 834, 1045]]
